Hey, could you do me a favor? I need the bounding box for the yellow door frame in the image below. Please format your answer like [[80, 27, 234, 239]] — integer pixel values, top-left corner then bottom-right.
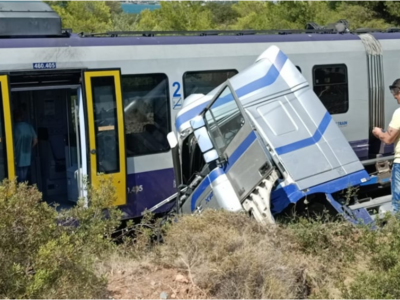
[[83, 70, 126, 206], [0, 75, 15, 180]]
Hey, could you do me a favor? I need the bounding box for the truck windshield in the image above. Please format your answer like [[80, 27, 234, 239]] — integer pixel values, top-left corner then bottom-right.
[[205, 86, 244, 154]]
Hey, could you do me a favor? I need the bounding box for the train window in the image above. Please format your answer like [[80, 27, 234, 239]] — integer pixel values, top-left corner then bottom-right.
[[91, 76, 120, 174], [205, 86, 244, 154], [183, 70, 238, 98], [313, 64, 348, 114], [121, 74, 170, 157]]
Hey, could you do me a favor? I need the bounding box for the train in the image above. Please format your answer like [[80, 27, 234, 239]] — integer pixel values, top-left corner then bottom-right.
[[0, 2, 396, 219]]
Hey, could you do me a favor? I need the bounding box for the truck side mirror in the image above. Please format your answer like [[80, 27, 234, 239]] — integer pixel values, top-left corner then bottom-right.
[[167, 131, 182, 187], [190, 116, 219, 163], [167, 132, 178, 149]]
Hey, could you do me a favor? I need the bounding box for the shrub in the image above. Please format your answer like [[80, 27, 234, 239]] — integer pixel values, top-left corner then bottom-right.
[[342, 214, 400, 299], [0, 178, 121, 299], [284, 216, 361, 263], [115, 210, 171, 259], [157, 210, 311, 299], [149, 210, 381, 299]]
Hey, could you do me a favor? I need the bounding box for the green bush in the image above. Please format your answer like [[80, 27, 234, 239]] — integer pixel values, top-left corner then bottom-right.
[[285, 216, 361, 263], [342, 214, 400, 299], [0, 178, 121, 298], [115, 210, 171, 259]]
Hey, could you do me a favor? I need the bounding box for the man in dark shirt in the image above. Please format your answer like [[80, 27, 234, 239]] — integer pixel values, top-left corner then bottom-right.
[[13, 109, 37, 183]]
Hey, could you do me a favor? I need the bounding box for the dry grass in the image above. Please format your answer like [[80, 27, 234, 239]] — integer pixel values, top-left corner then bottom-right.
[[104, 210, 400, 299], [154, 210, 315, 299], [100, 253, 208, 299]]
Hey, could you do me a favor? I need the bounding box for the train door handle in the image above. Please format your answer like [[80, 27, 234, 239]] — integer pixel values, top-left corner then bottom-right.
[[90, 149, 96, 155]]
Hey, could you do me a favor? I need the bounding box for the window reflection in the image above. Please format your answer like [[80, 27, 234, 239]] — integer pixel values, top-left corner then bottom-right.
[[121, 74, 170, 157], [313, 64, 348, 114], [91, 76, 120, 174], [183, 70, 237, 98]]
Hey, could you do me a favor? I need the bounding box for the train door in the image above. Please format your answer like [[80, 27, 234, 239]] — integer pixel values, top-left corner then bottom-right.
[[10, 86, 81, 210], [82, 70, 126, 206], [0, 75, 15, 181]]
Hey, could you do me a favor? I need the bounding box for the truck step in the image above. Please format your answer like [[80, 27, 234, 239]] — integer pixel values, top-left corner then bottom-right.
[[349, 195, 392, 210]]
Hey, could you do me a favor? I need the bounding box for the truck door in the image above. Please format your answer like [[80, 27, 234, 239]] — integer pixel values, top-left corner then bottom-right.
[[205, 84, 272, 199], [83, 70, 126, 206], [0, 75, 15, 181]]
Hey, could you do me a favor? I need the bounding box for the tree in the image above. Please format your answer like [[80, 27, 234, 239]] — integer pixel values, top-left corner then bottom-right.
[[231, 1, 391, 31], [136, 2, 213, 31], [49, 1, 112, 33], [337, 1, 397, 27], [332, 2, 390, 29], [204, 2, 240, 29], [365, 1, 400, 27], [48, 1, 397, 34], [231, 1, 317, 30], [230, 2, 275, 30], [105, 1, 123, 15], [111, 13, 140, 32]]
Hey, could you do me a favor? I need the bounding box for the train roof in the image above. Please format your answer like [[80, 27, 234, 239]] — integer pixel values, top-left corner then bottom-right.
[[0, 30, 400, 49], [371, 32, 400, 40]]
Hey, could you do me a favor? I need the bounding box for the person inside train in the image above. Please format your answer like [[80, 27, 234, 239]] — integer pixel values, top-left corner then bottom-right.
[[372, 78, 400, 213], [13, 108, 38, 183]]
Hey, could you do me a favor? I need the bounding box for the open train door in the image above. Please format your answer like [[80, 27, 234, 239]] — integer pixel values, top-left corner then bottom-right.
[[0, 75, 15, 182], [82, 70, 126, 206]]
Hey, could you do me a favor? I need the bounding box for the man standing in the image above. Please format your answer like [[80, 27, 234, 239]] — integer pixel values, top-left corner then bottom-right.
[[13, 109, 37, 183], [372, 79, 400, 212]]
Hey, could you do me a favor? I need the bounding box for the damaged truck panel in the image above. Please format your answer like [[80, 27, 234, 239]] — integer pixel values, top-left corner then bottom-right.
[[169, 45, 378, 224]]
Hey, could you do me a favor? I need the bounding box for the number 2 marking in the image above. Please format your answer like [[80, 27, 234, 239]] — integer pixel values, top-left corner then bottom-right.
[[173, 82, 181, 97]]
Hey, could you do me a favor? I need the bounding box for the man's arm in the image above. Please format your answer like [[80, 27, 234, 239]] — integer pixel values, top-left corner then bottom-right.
[[372, 126, 400, 144], [30, 125, 38, 147]]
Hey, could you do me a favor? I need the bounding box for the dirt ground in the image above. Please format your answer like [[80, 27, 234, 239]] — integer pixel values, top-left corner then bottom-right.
[[107, 262, 208, 299]]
